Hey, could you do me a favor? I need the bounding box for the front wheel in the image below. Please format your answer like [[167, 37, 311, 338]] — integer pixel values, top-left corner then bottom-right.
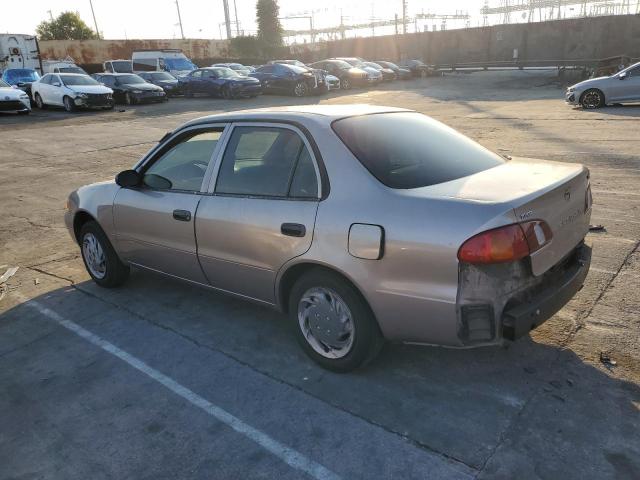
[[292, 81, 308, 97], [289, 269, 384, 372], [63, 96, 75, 112], [125, 92, 135, 105], [34, 93, 46, 109], [581, 89, 605, 109], [80, 221, 130, 288]]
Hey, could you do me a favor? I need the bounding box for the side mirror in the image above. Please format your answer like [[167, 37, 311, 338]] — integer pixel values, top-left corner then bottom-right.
[[52, 82, 61, 87], [115, 169, 141, 188], [619, 72, 627, 80]]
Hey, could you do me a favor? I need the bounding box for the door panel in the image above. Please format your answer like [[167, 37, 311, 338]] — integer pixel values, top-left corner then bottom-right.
[[113, 189, 207, 283], [195, 197, 318, 302]]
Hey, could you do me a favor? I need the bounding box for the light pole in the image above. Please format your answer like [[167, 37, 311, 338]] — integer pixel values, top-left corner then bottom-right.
[[89, 0, 100, 39], [175, 0, 185, 39]]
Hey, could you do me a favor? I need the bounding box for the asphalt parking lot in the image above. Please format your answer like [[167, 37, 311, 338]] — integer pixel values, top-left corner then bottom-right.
[[1, 70, 639, 479]]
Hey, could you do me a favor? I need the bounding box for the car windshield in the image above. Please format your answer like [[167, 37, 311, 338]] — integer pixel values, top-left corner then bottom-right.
[[278, 60, 305, 67], [614, 61, 640, 77], [282, 65, 308, 74], [213, 68, 240, 78], [60, 75, 100, 86], [228, 64, 246, 70], [381, 61, 399, 69], [151, 72, 176, 80], [332, 112, 504, 189], [116, 74, 146, 85], [0, 79, 9, 88], [58, 67, 85, 74], [4, 69, 40, 83], [164, 58, 196, 71], [111, 61, 133, 73], [365, 62, 382, 69]]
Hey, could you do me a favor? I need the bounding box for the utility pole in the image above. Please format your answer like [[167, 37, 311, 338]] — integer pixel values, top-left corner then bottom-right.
[[395, 13, 399, 35], [89, 0, 100, 39], [402, 0, 408, 34], [233, 0, 240, 36], [175, 0, 185, 39], [47, 10, 54, 21], [222, 0, 232, 39]]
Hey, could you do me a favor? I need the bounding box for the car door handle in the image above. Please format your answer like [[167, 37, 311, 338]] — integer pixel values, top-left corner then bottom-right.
[[173, 209, 192, 222], [281, 223, 306, 237]]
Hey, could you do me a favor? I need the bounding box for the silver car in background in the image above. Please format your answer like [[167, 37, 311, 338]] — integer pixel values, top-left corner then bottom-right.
[[65, 105, 592, 372], [566, 61, 640, 108]]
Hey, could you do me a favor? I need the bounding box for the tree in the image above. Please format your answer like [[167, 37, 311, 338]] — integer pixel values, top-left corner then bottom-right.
[[256, 0, 283, 56], [36, 11, 98, 41]]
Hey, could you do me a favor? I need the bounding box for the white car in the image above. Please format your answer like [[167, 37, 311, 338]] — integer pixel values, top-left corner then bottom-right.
[[0, 78, 31, 114], [32, 73, 115, 112], [566, 61, 640, 108]]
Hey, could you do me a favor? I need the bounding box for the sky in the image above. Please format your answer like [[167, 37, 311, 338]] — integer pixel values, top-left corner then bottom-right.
[[1, 0, 489, 42]]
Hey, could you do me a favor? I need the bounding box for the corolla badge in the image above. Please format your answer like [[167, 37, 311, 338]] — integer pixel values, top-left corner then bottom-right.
[[519, 210, 533, 220], [564, 190, 571, 201]]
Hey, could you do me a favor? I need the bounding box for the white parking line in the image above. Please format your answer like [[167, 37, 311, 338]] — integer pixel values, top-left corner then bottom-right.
[[16, 294, 340, 480]]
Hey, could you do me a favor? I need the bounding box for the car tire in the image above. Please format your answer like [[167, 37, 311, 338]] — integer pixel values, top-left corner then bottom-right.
[[292, 81, 308, 97], [125, 92, 135, 105], [17, 110, 30, 115], [34, 93, 46, 109], [341, 77, 351, 90], [185, 87, 194, 98], [580, 89, 605, 109], [222, 85, 233, 99], [79, 221, 130, 288], [63, 96, 76, 112], [288, 268, 384, 372]]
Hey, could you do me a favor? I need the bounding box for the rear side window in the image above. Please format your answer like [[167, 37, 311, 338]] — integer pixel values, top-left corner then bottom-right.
[[332, 112, 504, 189]]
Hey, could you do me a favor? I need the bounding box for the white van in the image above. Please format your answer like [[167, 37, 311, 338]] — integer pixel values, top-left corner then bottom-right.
[[131, 49, 196, 77], [42, 59, 87, 75]]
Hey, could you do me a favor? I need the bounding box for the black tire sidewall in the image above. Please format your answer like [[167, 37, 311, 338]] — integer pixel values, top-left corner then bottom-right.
[[288, 269, 382, 372], [35, 93, 45, 109], [63, 96, 75, 112], [79, 221, 129, 288]]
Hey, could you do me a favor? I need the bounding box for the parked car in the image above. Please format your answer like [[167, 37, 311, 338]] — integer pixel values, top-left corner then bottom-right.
[[42, 59, 87, 75], [375, 61, 412, 80], [0, 78, 31, 114], [1, 68, 40, 98], [269, 60, 332, 93], [32, 73, 114, 112], [308, 60, 368, 90], [566, 61, 640, 108], [363, 62, 396, 82], [212, 63, 253, 76], [325, 74, 340, 90], [103, 59, 133, 74], [334, 58, 383, 85], [92, 73, 166, 105], [180, 67, 261, 99], [132, 49, 197, 77], [250, 63, 324, 97], [399, 59, 433, 78], [65, 105, 592, 372], [138, 71, 182, 96]]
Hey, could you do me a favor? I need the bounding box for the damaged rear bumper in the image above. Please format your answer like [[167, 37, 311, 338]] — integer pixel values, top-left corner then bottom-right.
[[457, 242, 591, 345]]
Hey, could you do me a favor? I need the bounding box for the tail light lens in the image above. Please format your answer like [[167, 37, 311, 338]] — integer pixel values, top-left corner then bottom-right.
[[458, 221, 552, 264]]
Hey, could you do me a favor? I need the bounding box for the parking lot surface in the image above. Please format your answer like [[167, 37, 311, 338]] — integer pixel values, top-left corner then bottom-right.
[[1, 71, 639, 479]]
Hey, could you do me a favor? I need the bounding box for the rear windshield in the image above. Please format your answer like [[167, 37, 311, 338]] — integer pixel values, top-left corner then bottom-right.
[[332, 112, 504, 189]]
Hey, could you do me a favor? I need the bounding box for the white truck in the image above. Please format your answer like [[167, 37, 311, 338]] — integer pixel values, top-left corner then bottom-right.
[[103, 59, 133, 73], [42, 57, 87, 75], [131, 49, 196, 77], [0, 34, 42, 75]]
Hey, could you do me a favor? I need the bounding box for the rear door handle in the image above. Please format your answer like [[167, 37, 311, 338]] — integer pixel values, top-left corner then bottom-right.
[[281, 223, 306, 237], [173, 209, 192, 222]]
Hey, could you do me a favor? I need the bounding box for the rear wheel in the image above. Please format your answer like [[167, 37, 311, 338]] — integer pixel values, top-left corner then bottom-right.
[[34, 93, 46, 109], [63, 96, 75, 112], [222, 85, 233, 99], [341, 77, 351, 90], [79, 221, 129, 288], [288, 269, 384, 372], [580, 89, 605, 109], [185, 87, 194, 98], [124, 92, 135, 105]]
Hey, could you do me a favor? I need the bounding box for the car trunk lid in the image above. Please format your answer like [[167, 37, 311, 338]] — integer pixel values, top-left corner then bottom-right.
[[423, 158, 592, 275]]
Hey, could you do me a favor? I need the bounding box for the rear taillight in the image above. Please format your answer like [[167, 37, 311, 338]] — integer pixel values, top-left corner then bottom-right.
[[458, 221, 552, 264]]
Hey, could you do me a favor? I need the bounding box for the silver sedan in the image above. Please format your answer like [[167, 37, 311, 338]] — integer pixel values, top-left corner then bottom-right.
[[566, 61, 640, 108], [65, 105, 592, 371]]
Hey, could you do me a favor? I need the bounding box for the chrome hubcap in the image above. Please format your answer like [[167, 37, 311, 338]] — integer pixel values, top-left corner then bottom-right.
[[298, 287, 354, 359], [82, 233, 106, 279], [583, 91, 600, 108]]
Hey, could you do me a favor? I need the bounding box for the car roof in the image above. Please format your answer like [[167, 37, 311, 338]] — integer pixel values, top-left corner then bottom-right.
[[183, 105, 412, 129], [54, 73, 89, 76]]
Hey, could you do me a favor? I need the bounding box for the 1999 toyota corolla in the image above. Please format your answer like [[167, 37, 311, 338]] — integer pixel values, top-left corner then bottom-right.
[[65, 105, 592, 372]]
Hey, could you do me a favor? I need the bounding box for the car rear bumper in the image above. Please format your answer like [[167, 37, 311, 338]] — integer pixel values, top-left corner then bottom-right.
[[502, 243, 591, 340]]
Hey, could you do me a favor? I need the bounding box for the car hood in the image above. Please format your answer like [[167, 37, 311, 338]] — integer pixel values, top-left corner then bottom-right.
[[123, 83, 163, 91], [570, 76, 610, 89], [69, 85, 114, 94], [0, 87, 27, 100], [228, 77, 260, 84], [362, 67, 382, 76], [347, 67, 367, 76]]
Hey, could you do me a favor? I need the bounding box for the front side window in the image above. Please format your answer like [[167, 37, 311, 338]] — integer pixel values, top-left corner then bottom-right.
[[332, 112, 504, 189], [216, 126, 318, 198], [116, 74, 146, 85], [143, 130, 222, 192], [191, 70, 202, 78]]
